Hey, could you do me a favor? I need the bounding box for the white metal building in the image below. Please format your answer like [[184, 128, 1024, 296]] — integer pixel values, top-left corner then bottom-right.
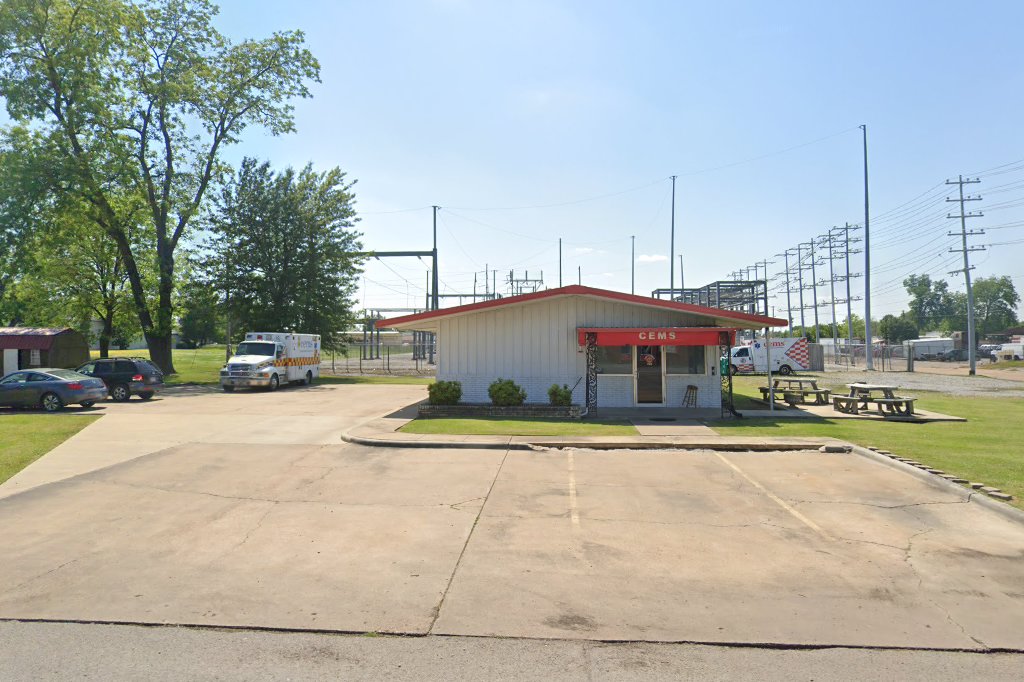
[[379, 285, 786, 411]]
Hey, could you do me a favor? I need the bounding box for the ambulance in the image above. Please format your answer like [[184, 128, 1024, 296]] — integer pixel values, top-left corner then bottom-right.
[[220, 332, 321, 392], [727, 337, 810, 375]]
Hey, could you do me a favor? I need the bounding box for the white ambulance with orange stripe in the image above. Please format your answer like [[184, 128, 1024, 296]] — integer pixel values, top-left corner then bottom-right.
[[728, 337, 810, 376], [219, 332, 320, 392]]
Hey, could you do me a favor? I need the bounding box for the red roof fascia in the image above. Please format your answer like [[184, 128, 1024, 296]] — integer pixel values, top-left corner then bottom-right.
[[377, 285, 787, 329]]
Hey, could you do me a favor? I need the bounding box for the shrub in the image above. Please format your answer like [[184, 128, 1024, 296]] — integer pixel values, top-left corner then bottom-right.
[[428, 380, 462, 405], [547, 383, 573, 406], [488, 378, 527, 406]]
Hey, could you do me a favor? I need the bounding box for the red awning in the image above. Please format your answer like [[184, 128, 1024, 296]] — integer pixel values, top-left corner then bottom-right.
[[577, 327, 736, 347]]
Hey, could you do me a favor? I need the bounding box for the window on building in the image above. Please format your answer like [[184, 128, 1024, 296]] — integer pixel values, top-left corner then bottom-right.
[[29, 349, 41, 366], [595, 346, 632, 374], [665, 346, 706, 374]]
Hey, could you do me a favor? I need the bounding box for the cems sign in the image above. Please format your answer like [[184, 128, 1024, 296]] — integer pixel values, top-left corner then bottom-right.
[[639, 331, 678, 341]]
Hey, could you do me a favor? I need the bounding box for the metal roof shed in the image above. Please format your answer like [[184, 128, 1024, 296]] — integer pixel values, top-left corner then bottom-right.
[[0, 327, 91, 376]]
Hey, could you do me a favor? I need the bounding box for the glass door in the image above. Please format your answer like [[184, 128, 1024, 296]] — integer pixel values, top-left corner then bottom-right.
[[635, 345, 663, 404]]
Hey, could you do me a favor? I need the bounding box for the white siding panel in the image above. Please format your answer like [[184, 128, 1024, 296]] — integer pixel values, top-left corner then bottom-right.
[[434, 295, 726, 406]]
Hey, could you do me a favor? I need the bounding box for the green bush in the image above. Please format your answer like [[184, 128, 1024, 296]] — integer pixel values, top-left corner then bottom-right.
[[428, 380, 462, 405], [488, 378, 527, 406], [547, 383, 573, 406]]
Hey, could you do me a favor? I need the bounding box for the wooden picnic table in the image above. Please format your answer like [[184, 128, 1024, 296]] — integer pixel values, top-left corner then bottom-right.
[[758, 377, 830, 405], [833, 383, 916, 416]]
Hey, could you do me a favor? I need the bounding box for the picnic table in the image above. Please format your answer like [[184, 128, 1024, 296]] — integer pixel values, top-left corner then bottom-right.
[[758, 377, 831, 405], [832, 383, 917, 416]]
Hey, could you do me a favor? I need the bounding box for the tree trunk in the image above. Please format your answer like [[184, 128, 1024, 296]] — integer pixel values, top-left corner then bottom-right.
[[146, 332, 174, 375], [98, 308, 114, 358], [147, 245, 178, 374]]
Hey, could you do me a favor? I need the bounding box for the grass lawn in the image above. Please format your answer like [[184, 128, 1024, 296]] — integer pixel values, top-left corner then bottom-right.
[[92, 347, 434, 386], [0, 414, 99, 485], [401, 417, 638, 437], [719, 374, 1024, 508]]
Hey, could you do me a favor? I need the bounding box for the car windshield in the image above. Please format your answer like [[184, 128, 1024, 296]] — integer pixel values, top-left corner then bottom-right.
[[47, 369, 88, 380], [235, 342, 276, 357]]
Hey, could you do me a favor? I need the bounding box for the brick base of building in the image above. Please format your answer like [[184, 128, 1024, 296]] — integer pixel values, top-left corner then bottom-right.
[[418, 403, 582, 419]]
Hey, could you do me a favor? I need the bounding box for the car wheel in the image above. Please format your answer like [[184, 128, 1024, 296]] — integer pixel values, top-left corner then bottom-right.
[[222, 385, 235, 393], [41, 392, 64, 412], [305, 370, 313, 386], [778, 364, 793, 376], [139, 392, 154, 400], [80, 401, 95, 408], [111, 384, 130, 402], [269, 374, 279, 391]]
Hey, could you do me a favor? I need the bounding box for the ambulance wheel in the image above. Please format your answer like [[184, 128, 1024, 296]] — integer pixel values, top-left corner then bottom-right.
[[222, 386, 235, 393], [269, 374, 280, 391], [729, 364, 739, 376], [304, 370, 313, 386], [778, 364, 793, 375]]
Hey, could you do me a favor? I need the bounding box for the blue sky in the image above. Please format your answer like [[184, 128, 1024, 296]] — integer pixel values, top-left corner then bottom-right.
[[215, 0, 1024, 322]]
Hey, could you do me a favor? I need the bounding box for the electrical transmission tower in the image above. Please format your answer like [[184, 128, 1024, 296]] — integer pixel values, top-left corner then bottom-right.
[[506, 270, 545, 296], [946, 175, 984, 375]]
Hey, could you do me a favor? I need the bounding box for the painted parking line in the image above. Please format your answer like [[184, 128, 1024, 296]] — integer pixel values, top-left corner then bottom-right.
[[712, 451, 834, 541]]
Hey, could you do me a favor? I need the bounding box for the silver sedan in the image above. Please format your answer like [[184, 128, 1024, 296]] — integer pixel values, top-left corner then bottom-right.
[[0, 369, 109, 411]]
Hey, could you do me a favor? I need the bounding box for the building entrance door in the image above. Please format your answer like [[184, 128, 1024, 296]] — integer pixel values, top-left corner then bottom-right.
[[635, 345, 663, 404]]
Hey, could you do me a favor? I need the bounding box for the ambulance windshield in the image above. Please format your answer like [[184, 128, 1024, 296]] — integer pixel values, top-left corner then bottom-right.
[[235, 342, 276, 357]]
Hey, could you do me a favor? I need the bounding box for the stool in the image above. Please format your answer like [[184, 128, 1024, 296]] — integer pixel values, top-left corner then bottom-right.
[[683, 385, 698, 408]]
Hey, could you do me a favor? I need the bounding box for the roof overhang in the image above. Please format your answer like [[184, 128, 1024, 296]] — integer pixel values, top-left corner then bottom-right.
[[377, 285, 787, 333]]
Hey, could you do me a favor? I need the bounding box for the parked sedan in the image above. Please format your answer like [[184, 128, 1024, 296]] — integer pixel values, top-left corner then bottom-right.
[[0, 369, 108, 412]]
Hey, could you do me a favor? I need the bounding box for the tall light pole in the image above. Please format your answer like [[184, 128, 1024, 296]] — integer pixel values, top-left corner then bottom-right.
[[631, 235, 635, 295], [860, 125, 873, 370], [669, 175, 677, 294], [558, 238, 562, 287]]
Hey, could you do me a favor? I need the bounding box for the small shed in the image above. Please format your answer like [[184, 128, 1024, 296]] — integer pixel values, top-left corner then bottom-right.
[[0, 327, 91, 376]]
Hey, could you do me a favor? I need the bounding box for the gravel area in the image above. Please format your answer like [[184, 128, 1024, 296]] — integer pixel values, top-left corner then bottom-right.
[[814, 366, 1024, 398]]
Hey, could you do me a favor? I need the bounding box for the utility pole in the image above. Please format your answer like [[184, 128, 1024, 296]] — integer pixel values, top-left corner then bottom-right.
[[946, 175, 984, 375], [431, 206, 440, 311], [824, 232, 839, 350], [578, 266, 581, 286], [669, 175, 677, 293], [806, 241, 820, 342], [776, 250, 794, 331], [558, 238, 563, 287], [860, 124, 873, 369], [631, 235, 636, 295], [484, 263, 489, 297], [678, 255, 684, 293], [796, 243, 806, 334]]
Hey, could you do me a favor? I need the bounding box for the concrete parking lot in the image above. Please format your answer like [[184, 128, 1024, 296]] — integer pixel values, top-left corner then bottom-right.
[[0, 384, 1022, 653]]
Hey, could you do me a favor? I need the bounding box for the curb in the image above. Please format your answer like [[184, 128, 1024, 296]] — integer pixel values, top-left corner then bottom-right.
[[849, 445, 1024, 526], [341, 430, 829, 453], [340, 432, 531, 450]]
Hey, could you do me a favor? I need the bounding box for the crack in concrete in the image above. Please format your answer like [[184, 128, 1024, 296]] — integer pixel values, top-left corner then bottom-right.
[[900, 528, 990, 650], [428, 448, 510, 635], [4, 556, 87, 594], [448, 497, 485, 512]]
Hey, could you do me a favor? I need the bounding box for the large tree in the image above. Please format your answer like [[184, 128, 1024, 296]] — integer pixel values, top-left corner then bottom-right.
[[0, 0, 319, 372], [903, 274, 959, 331], [972, 276, 1020, 336], [205, 157, 362, 349]]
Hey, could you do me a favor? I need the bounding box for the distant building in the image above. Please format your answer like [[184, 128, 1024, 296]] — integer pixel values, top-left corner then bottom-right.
[[0, 327, 91, 376]]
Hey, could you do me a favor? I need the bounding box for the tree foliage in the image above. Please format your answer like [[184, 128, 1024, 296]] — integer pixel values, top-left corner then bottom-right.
[[878, 312, 919, 344], [0, 0, 319, 371], [903, 274, 960, 331], [972, 276, 1019, 336], [204, 158, 362, 349]]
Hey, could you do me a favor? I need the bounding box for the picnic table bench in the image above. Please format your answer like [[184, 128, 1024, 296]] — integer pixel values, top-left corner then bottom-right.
[[833, 383, 917, 416], [759, 378, 831, 405]]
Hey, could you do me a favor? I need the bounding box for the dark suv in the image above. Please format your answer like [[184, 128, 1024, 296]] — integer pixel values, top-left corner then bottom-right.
[[76, 357, 164, 401]]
